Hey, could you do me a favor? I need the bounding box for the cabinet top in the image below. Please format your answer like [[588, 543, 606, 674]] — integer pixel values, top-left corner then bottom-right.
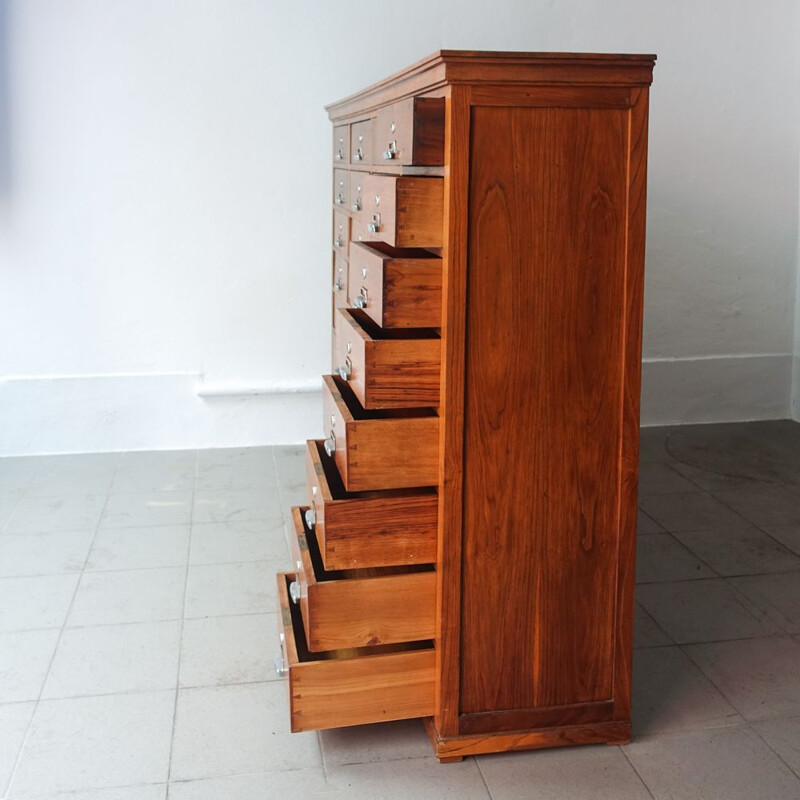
[[326, 50, 656, 121]]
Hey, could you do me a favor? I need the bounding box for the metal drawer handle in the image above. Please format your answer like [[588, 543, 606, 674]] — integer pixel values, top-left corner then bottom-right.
[[335, 150, 344, 161], [324, 431, 336, 457], [352, 200, 361, 212], [289, 580, 301, 605], [353, 148, 363, 161], [333, 269, 344, 292], [383, 140, 397, 160], [304, 507, 316, 529], [337, 357, 352, 380], [336, 192, 345, 205], [334, 235, 344, 248], [353, 287, 368, 309], [367, 221, 380, 233]]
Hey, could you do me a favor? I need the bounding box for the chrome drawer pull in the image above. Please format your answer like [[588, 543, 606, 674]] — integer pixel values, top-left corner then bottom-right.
[[383, 140, 397, 160], [304, 507, 316, 529], [324, 432, 336, 457], [273, 653, 288, 678], [337, 357, 352, 380], [289, 580, 301, 604], [335, 150, 344, 161], [353, 148, 363, 161], [353, 287, 368, 309], [334, 235, 344, 248], [352, 201, 361, 212], [336, 193, 345, 205], [367, 221, 380, 233], [333, 268, 344, 292]]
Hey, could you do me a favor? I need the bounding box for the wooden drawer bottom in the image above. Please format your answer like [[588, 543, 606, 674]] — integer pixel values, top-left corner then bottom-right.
[[276, 573, 435, 732]]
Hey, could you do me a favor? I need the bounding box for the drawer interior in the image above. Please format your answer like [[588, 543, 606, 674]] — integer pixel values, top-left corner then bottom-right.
[[330, 374, 438, 420], [357, 241, 442, 261], [344, 308, 440, 341]]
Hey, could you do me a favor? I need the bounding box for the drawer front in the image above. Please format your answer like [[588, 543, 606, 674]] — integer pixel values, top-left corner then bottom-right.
[[321, 374, 439, 491], [305, 439, 437, 569], [350, 120, 371, 165], [353, 175, 443, 249], [333, 308, 440, 409], [288, 506, 436, 651], [350, 173, 365, 215], [333, 124, 349, 164], [332, 209, 350, 258], [375, 97, 445, 166], [349, 241, 443, 329], [332, 252, 348, 310], [276, 572, 435, 732], [333, 169, 350, 210]]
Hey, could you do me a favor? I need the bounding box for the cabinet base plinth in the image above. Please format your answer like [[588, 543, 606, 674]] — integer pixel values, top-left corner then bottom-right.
[[424, 717, 631, 759]]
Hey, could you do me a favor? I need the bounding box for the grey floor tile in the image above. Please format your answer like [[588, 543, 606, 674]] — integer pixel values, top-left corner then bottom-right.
[[192, 487, 283, 525], [277, 483, 307, 512], [10, 691, 174, 795], [0, 457, 42, 494], [638, 492, 744, 533], [6, 494, 106, 534], [0, 702, 36, 795], [189, 519, 287, 565], [0, 529, 94, 577], [635, 533, 715, 583], [68, 568, 185, 627], [27, 470, 115, 498], [319, 719, 431, 766], [197, 447, 275, 468], [685, 636, 800, 721], [273, 444, 306, 487], [195, 454, 278, 493], [714, 486, 800, 528], [637, 509, 665, 535], [111, 465, 195, 495], [637, 578, 777, 644], [669, 459, 778, 493], [624, 726, 800, 800], [0, 629, 60, 702], [0, 490, 25, 532], [638, 462, 701, 495], [674, 526, 800, 576], [729, 573, 800, 633], [764, 525, 800, 557], [184, 561, 283, 618], [632, 646, 741, 735], [638, 427, 677, 463], [21, 784, 168, 800], [634, 604, 673, 648], [477, 746, 650, 800], [101, 493, 193, 529], [86, 526, 191, 571], [43, 620, 181, 698], [0, 574, 79, 632], [168, 769, 328, 800], [326, 756, 490, 799], [170, 682, 321, 780], [753, 718, 800, 777], [179, 614, 279, 688]]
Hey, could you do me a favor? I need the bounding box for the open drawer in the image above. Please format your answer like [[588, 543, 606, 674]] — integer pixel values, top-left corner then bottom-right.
[[276, 572, 435, 732], [287, 506, 435, 651]]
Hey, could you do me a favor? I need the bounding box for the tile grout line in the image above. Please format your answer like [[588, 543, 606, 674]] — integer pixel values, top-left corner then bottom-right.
[[165, 450, 199, 794], [473, 755, 497, 799], [745, 719, 800, 781], [1, 456, 123, 799], [618, 745, 658, 800]]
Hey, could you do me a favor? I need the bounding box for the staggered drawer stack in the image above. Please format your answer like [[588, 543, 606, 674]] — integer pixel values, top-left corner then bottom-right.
[[275, 51, 655, 761], [276, 93, 446, 733]]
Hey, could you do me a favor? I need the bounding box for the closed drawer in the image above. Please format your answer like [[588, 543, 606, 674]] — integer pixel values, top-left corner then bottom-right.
[[332, 252, 348, 310], [349, 241, 442, 328], [350, 173, 365, 214], [333, 169, 350, 209], [353, 175, 443, 248], [375, 97, 445, 166], [276, 572, 434, 732], [333, 209, 350, 258], [333, 124, 349, 164], [333, 308, 440, 409], [350, 119, 371, 165], [321, 374, 438, 491], [287, 506, 436, 651], [305, 439, 437, 570]]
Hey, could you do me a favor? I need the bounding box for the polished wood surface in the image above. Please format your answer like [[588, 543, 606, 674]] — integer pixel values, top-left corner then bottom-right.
[[277, 573, 435, 732], [288, 506, 435, 650], [374, 97, 445, 166], [305, 439, 437, 569], [332, 124, 349, 163], [353, 175, 443, 249], [349, 242, 442, 329], [321, 374, 439, 491], [350, 119, 371, 165], [333, 308, 440, 409]]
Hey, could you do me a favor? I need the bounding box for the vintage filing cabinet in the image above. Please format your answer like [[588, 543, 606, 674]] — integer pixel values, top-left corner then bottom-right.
[[275, 50, 656, 760]]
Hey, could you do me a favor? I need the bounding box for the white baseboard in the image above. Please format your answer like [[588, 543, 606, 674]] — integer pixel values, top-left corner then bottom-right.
[[0, 355, 794, 455], [641, 354, 793, 426]]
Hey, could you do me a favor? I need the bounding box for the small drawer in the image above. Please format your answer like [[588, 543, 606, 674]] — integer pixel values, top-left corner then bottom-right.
[[287, 506, 436, 651], [321, 374, 438, 491], [333, 308, 440, 409], [333, 124, 349, 164], [350, 119, 371, 165], [332, 252, 348, 310], [276, 572, 435, 732], [349, 241, 443, 329], [350, 173, 365, 214], [332, 209, 350, 258], [333, 169, 350, 209], [353, 175, 443, 249], [375, 97, 445, 166], [305, 439, 437, 569]]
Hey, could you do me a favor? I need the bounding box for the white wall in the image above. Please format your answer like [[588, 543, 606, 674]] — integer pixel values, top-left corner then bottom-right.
[[1, 0, 799, 454]]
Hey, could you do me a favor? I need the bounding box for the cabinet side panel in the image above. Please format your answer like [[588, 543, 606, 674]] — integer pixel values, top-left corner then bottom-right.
[[459, 105, 629, 715]]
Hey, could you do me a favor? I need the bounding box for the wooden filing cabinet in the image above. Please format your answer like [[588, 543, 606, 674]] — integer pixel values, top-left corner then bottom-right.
[[275, 50, 656, 760]]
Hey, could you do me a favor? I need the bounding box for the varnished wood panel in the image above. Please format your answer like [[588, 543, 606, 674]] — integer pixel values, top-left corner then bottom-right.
[[277, 573, 435, 732], [333, 124, 349, 162], [305, 439, 437, 569], [375, 97, 445, 166], [349, 242, 442, 329], [333, 308, 440, 409], [459, 104, 629, 717], [351, 119, 371, 165], [333, 169, 350, 209], [333, 209, 350, 259]]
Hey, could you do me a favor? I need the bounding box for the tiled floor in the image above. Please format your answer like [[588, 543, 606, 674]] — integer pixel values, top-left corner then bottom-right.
[[0, 422, 799, 799]]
